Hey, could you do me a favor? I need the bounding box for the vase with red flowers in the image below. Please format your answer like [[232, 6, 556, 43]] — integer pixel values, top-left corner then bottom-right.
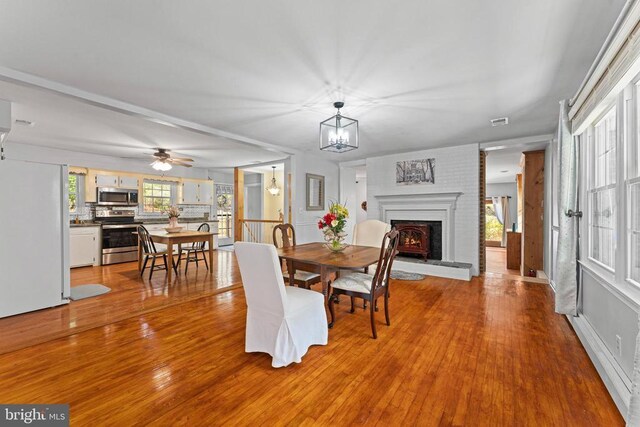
[[317, 201, 349, 252]]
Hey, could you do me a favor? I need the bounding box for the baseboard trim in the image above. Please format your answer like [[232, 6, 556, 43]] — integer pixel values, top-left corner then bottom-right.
[[568, 314, 629, 421]]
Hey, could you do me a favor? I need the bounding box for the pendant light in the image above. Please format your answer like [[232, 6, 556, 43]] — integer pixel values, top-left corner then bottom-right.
[[266, 166, 280, 196], [319, 101, 359, 153]]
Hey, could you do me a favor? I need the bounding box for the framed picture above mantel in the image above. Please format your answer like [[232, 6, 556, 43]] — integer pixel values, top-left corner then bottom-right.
[[396, 158, 435, 185]]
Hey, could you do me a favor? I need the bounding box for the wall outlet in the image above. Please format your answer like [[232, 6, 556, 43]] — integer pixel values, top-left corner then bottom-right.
[[616, 335, 622, 357]]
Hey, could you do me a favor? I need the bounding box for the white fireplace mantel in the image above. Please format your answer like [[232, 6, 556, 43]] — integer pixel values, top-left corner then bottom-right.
[[374, 192, 463, 261]]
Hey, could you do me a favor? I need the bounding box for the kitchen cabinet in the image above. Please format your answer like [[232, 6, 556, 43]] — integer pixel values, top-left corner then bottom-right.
[[70, 226, 101, 268], [182, 182, 199, 204], [180, 181, 214, 205], [96, 174, 119, 187], [199, 182, 214, 205], [118, 176, 139, 189], [96, 174, 138, 189]]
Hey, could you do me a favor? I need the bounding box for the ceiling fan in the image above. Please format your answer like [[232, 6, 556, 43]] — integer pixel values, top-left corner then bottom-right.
[[150, 148, 193, 171]]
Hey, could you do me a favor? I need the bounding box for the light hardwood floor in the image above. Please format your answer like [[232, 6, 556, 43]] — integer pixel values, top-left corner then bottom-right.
[[0, 251, 623, 425], [486, 246, 522, 276]]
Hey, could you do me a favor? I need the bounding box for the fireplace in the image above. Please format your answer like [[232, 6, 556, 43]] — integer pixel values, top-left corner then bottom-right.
[[391, 220, 442, 261]]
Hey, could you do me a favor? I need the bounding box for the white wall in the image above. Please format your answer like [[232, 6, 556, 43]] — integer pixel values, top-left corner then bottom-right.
[[6, 142, 210, 179], [291, 153, 339, 244], [366, 143, 480, 275], [356, 178, 367, 224], [486, 182, 518, 231]]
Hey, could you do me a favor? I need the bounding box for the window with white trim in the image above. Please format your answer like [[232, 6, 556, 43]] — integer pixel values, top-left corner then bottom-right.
[[629, 86, 640, 284], [143, 181, 174, 213], [589, 107, 617, 270]]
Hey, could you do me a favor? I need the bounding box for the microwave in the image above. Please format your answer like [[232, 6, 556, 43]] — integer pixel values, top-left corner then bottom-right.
[[97, 187, 139, 206]]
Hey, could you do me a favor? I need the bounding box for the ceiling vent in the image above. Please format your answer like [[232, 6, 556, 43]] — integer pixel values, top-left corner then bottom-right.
[[490, 117, 509, 127], [15, 119, 34, 127]]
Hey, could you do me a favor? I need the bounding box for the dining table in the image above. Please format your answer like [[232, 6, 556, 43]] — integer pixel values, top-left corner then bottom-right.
[[276, 242, 382, 301], [137, 230, 216, 282]]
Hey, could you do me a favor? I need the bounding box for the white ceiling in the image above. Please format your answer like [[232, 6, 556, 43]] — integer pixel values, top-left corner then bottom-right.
[[0, 80, 284, 168], [486, 149, 523, 184], [0, 0, 626, 163]]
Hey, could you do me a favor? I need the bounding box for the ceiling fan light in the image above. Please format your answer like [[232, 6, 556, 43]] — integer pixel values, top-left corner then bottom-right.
[[151, 160, 172, 171]]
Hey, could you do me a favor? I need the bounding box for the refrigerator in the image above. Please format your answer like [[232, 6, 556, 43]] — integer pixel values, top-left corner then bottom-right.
[[0, 158, 70, 318]]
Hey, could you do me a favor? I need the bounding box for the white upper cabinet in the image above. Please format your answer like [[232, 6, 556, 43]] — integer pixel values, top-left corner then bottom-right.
[[180, 181, 213, 205], [199, 182, 214, 205], [118, 176, 139, 189], [95, 174, 119, 187], [95, 174, 138, 189], [182, 182, 200, 204]]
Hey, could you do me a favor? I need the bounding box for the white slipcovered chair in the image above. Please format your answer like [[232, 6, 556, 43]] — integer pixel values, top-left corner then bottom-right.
[[234, 242, 328, 368], [352, 219, 392, 248]]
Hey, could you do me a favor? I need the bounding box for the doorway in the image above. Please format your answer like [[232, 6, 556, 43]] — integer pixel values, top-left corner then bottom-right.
[[484, 148, 521, 276]]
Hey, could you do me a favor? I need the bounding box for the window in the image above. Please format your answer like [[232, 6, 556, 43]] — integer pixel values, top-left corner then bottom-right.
[[485, 201, 503, 243], [68, 174, 78, 212], [630, 182, 640, 283], [143, 181, 173, 213], [628, 87, 640, 284], [589, 108, 617, 270]]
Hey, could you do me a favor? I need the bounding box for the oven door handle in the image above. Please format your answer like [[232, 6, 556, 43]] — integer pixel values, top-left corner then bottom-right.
[[102, 224, 139, 230]]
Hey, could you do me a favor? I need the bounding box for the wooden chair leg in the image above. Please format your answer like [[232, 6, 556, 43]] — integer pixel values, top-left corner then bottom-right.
[[149, 257, 156, 280], [185, 250, 191, 274], [163, 254, 169, 275], [369, 296, 377, 339], [140, 256, 149, 277], [384, 292, 391, 326], [328, 294, 337, 329], [202, 249, 209, 270]]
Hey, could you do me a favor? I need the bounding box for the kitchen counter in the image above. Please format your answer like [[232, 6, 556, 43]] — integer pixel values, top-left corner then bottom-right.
[[140, 218, 218, 224], [70, 218, 218, 227], [70, 222, 101, 228]]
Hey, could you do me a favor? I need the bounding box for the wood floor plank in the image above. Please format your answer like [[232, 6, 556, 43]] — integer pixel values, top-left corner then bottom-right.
[[0, 253, 624, 426]]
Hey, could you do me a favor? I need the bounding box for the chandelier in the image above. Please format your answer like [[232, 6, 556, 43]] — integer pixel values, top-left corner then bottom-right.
[[266, 166, 280, 196], [319, 101, 358, 153]]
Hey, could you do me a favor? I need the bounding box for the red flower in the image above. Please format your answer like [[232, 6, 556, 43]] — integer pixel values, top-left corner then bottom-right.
[[323, 213, 336, 224], [317, 220, 324, 229]]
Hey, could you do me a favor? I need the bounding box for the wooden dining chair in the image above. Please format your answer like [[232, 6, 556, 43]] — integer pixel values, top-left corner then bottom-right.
[[328, 229, 400, 339], [138, 225, 178, 280], [346, 219, 392, 309], [177, 223, 210, 274], [272, 223, 321, 289]]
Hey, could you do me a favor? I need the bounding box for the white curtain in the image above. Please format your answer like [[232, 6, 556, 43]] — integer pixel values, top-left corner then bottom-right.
[[629, 316, 640, 426], [554, 100, 578, 315], [492, 196, 511, 247]]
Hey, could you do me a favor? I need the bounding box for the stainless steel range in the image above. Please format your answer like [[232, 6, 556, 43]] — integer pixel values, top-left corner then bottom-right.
[[95, 210, 142, 265]]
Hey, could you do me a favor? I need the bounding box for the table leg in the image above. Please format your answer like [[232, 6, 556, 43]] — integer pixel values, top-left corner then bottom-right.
[[208, 236, 214, 273], [138, 237, 143, 272], [287, 259, 295, 286], [177, 243, 182, 269], [321, 265, 330, 303], [167, 240, 173, 282]]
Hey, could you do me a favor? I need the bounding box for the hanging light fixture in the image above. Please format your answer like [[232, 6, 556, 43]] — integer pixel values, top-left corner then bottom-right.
[[151, 159, 172, 171], [319, 101, 358, 153], [266, 166, 280, 196]]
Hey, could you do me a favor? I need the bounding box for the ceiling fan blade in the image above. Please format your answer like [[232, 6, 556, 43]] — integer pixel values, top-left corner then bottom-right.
[[170, 160, 193, 167], [170, 157, 194, 162]]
